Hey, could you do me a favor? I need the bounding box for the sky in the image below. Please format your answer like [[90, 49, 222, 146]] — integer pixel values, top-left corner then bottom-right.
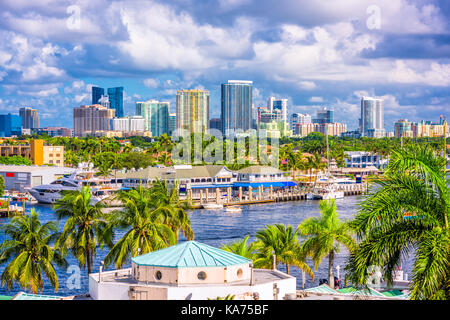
[[0, 0, 449, 131]]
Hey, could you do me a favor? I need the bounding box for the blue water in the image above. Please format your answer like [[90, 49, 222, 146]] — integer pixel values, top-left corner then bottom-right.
[[0, 197, 414, 297]]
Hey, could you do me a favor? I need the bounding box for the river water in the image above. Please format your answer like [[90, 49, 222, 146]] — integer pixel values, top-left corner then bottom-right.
[[0, 196, 414, 297]]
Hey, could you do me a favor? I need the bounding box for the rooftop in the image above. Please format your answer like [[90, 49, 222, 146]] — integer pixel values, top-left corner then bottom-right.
[[131, 241, 252, 268]]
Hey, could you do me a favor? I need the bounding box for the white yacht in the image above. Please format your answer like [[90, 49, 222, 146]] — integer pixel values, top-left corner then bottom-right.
[[306, 185, 345, 200], [202, 203, 224, 210], [27, 173, 116, 204]]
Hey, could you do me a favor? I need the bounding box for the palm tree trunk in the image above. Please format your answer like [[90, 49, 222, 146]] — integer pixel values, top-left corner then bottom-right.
[[86, 247, 91, 275], [286, 263, 290, 275], [328, 250, 335, 289]]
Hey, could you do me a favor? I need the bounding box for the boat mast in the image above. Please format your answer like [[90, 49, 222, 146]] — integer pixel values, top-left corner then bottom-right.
[[326, 125, 330, 177]]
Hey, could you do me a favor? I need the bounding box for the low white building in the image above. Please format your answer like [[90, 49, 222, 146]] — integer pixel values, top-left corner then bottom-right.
[[89, 241, 296, 300], [110, 116, 145, 132], [345, 151, 389, 169], [0, 165, 77, 192]]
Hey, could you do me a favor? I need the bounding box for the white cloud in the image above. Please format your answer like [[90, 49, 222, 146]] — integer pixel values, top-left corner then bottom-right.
[[309, 96, 324, 103], [143, 78, 159, 89]]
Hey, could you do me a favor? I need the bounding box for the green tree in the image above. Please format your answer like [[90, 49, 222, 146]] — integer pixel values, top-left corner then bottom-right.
[[53, 186, 113, 275], [346, 144, 449, 300], [299, 199, 356, 289], [104, 186, 177, 269], [253, 224, 314, 279], [0, 175, 4, 197], [221, 235, 256, 260], [0, 209, 66, 293]]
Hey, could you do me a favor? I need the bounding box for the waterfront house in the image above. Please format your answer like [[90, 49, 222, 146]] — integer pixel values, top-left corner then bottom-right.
[[89, 241, 296, 300]]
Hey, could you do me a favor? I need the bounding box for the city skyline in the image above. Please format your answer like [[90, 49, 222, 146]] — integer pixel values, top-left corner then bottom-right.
[[0, 1, 448, 131]]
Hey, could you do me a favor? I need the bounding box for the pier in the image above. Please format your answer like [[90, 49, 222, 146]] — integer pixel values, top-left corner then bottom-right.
[[187, 183, 367, 208]]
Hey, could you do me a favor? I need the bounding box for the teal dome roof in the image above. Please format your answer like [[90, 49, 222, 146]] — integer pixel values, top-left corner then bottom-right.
[[131, 241, 252, 268]]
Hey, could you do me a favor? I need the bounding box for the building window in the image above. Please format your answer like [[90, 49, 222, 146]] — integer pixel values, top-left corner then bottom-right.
[[197, 271, 207, 280], [49, 154, 53, 157], [56, 160, 60, 164], [155, 271, 162, 280], [49, 160, 53, 164], [237, 268, 243, 278]]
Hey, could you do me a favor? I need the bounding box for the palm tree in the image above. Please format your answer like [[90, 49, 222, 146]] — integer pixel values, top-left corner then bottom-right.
[[149, 179, 194, 241], [299, 199, 356, 289], [0, 209, 66, 293], [53, 186, 113, 275], [253, 224, 314, 279], [312, 153, 327, 186], [104, 186, 177, 269], [221, 235, 256, 260], [345, 144, 449, 300]]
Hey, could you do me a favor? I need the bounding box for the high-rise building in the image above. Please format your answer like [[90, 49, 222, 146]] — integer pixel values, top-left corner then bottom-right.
[[92, 86, 105, 105], [359, 97, 384, 137], [209, 118, 222, 133], [0, 114, 22, 137], [290, 113, 311, 133], [107, 87, 124, 118], [313, 107, 334, 124], [267, 97, 287, 122], [394, 119, 413, 138], [221, 80, 253, 134], [176, 89, 209, 135], [19, 107, 39, 131], [136, 100, 170, 137], [73, 104, 115, 137], [111, 116, 145, 133], [169, 113, 176, 136]]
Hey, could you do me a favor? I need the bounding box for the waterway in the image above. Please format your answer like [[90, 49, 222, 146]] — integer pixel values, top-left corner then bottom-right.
[[0, 196, 414, 297]]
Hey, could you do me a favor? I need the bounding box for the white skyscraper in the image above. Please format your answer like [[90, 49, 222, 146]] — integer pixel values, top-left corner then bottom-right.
[[359, 97, 384, 137]]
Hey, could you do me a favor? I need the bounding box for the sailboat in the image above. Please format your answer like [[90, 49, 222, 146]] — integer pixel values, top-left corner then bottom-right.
[[306, 126, 344, 200]]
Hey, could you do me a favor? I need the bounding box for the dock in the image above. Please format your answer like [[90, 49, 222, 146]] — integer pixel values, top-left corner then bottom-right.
[[0, 205, 25, 218], [188, 183, 367, 208]]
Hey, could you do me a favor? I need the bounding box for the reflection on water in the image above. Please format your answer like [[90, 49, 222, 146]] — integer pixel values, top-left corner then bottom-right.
[[0, 197, 414, 297]]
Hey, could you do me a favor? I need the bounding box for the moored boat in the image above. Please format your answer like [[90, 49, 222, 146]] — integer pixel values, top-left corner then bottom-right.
[[202, 203, 224, 210]]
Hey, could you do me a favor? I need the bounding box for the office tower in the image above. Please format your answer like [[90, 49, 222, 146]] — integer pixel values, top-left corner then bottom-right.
[[107, 87, 124, 118], [169, 113, 176, 136], [290, 113, 311, 132], [111, 116, 145, 132], [267, 97, 287, 122], [359, 97, 384, 137], [313, 107, 334, 124], [136, 100, 170, 137], [209, 118, 222, 132], [394, 119, 413, 138], [19, 107, 39, 130], [73, 104, 115, 136], [221, 80, 253, 134], [0, 114, 22, 137], [176, 89, 209, 134], [92, 86, 105, 105]]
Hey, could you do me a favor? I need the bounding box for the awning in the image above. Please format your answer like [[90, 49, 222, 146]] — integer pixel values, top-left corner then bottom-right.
[[233, 181, 297, 188], [190, 184, 234, 189]]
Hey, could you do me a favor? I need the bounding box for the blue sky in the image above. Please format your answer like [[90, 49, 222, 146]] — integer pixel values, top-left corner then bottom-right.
[[0, 0, 449, 131]]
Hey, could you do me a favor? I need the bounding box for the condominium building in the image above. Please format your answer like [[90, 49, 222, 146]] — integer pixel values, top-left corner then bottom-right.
[[359, 97, 384, 137], [394, 119, 413, 138], [176, 89, 209, 135], [169, 113, 176, 136], [293, 122, 347, 137], [209, 118, 222, 133], [19, 107, 39, 131], [221, 80, 253, 134], [290, 113, 311, 133], [267, 97, 287, 122], [92, 86, 105, 105], [396, 118, 449, 138], [0, 139, 64, 166], [136, 100, 170, 136], [73, 104, 115, 137], [110, 116, 145, 133]]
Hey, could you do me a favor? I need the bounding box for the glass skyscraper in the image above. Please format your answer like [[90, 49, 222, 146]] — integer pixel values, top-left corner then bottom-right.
[[169, 113, 176, 136], [313, 108, 334, 124], [107, 87, 124, 118], [359, 97, 384, 137], [221, 80, 252, 134], [267, 97, 287, 122], [0, 114, 22, 137], [92, 86, 105, 105], [176, 89, 209, 135], [136, 100, 170, 137]]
